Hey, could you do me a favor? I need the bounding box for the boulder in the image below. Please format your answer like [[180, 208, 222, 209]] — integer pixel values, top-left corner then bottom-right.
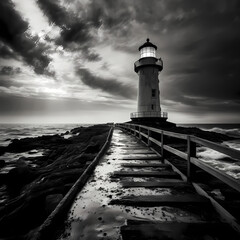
[[45, 194, 63, 215]]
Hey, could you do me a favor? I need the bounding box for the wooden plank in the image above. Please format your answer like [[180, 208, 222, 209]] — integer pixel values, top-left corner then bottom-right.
[[121, 155, 160, 160], [120, 158, 162, 161], [120, 147, 149, 150], [121, 152, 156, 156], [163, 145, 188, 160], [112, 171, 180, 178], [121, 151, 154, 154], [110, 194, 209, 206], [121, 222, 238, 240], [192, 136, 240, 161], [121, 180, 191, 188], [121, 163, 171, 168], [191, 157, 240, 193]]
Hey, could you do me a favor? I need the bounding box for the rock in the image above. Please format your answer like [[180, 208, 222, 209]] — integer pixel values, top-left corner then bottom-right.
[[7, 134, 69, 153], [0, 160, 5, 168], [6, 162, 37, 187], [45, 194, 63, 215], [71, 126, 84, 134]]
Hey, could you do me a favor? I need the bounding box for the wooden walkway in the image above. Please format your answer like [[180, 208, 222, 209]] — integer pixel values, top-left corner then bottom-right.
[[59, 128, 240, 240]]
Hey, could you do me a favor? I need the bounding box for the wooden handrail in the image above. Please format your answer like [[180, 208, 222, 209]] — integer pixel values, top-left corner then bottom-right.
[[116, 123, 240, 193]]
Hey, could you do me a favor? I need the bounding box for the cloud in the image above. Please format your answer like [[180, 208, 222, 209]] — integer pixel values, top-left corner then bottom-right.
[[0, 0, 54, 76], [0, 42, 16, 59], [0, 66, 21, 75], [37, 0, 101, 61], [76, 68, 136, 99]]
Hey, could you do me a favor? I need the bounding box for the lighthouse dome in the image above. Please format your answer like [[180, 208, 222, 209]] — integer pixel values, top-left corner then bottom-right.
[[139, 38, 157, 58]]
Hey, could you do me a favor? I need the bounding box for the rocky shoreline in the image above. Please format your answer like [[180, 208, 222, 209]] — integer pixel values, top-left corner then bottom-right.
[[0, 124, 111, 240]]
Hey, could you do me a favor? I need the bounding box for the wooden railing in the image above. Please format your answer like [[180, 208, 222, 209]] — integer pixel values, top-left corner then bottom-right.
[[116, 123, 240, 193]]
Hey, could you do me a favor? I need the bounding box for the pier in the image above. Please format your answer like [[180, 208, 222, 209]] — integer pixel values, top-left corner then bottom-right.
[[56, 125, 240, 240]]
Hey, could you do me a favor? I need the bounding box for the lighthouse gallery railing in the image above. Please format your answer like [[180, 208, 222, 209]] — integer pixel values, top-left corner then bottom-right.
[[131, 111, 168, 119], [116, 123, 240, 193]]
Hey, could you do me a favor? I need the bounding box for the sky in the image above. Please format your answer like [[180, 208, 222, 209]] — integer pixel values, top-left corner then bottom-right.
[[0, 0, 240, 124]]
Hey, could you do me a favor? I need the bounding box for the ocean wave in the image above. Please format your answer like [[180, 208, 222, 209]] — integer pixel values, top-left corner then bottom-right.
[[207, 127, 240, 137]]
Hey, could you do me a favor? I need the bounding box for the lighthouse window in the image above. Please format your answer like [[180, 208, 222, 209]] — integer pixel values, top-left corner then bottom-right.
[[152, 89, 156, 97], [151, 104, 154, 110]]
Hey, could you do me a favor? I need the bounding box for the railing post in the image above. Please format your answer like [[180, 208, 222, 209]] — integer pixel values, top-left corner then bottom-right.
[[147, 129, 151, 146], [139, 126, 142, 140], [187, 135, 196, 181], [134, 125, 136, 136], [129, 124, 132, 135], [161, 131, 164, 159]]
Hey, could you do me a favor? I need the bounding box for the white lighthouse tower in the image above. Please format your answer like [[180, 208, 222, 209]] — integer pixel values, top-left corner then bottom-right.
[[131, 38, 168, 122]]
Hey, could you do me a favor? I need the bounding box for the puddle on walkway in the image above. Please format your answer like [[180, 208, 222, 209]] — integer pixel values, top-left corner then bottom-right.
[[59, 129, 207, 240]]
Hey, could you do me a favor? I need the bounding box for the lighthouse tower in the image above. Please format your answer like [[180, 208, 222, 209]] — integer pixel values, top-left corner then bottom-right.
[[131, 38, 168, 122]]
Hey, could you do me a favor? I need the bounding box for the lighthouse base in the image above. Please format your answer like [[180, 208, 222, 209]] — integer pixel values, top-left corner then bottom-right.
[[129, 111, 175, 128], [129, 118, 175, 128]]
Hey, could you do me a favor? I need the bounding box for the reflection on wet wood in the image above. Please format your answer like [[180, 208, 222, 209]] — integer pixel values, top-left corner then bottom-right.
[[121, 180, 190, 188], [121, 163, 171, 168], [110, 194, 209, 206]]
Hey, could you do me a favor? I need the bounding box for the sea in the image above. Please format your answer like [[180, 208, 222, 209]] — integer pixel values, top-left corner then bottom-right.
[[0, 123, 240, 180]]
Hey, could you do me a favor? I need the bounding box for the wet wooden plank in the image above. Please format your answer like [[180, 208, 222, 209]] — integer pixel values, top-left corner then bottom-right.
[[121, 151, 156, 155], [112, 171, 180, 178], [120, 146, 147, 149], [121, 163, 171, 168], [120, 158, 162, 161], [121, 222, 237, 240], [110, 194, 209, 206], [121, 156, 161, 160], [121, 180, 191, 188]]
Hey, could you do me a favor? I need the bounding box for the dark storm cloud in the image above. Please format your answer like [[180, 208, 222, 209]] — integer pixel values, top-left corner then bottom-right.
[[37, 0, 138, 59], [150, 0, 240, 114], [0, 43, 16, 59], [37, 0, 101, 61], [76, 68, 136, 99], [0, 0, 54, 76], [0, 66, 21, 75]]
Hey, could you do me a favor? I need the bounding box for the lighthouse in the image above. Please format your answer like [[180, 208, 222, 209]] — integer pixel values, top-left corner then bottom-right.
[[131, 38, 168, 122]]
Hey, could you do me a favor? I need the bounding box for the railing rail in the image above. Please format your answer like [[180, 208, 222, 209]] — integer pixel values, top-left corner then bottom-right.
[[116, 123, 240, 193]]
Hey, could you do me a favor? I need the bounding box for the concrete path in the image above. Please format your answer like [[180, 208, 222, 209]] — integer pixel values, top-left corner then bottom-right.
[[58, 129, 238, 240]]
